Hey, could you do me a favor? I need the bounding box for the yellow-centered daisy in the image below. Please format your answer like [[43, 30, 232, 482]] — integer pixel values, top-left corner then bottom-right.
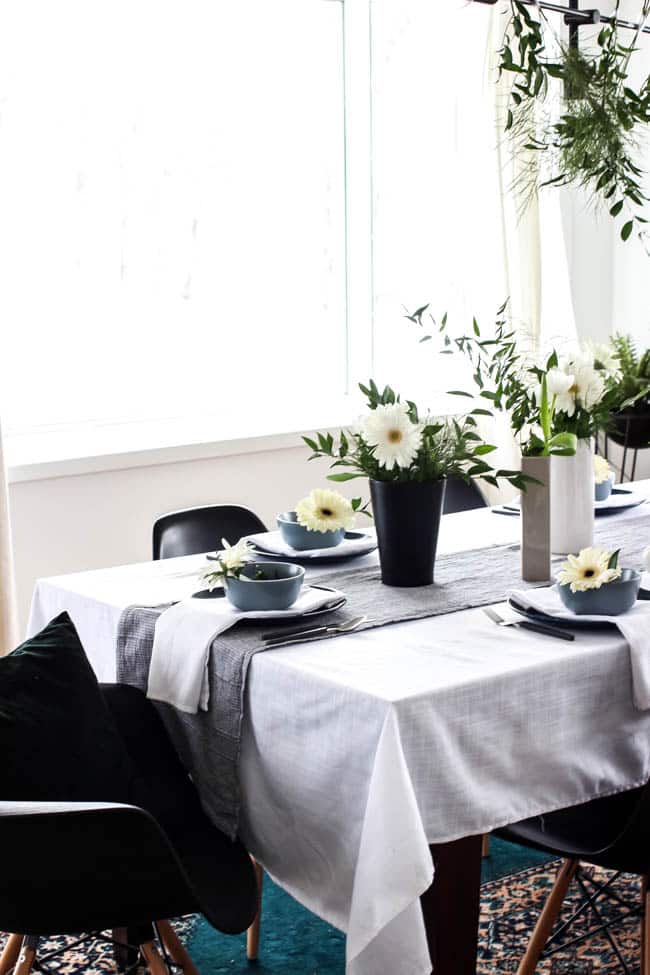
[[557, 546, 622, 593], [594, 454, 612, 485], [296, 488, 356, 533]]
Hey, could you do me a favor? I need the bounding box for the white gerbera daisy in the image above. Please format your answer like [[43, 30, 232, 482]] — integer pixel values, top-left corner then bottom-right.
[[295, 488, 355, 533], [572, 360, 606, 410], [361, 402, 423, 470], [556, 547, 622, 593], [583, 340, 621, 379], [594, 454, 612, 485]]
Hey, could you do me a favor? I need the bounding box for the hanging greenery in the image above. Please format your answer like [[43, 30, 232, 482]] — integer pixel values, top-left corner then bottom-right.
[[498, 0, 650, 244]]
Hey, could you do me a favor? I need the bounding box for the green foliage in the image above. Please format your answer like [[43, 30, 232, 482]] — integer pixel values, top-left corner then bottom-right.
[[406, 301, 578, 456], [303, 380, 534, 493], [499, 0, 650, 245], [610, 333, 650, 408]]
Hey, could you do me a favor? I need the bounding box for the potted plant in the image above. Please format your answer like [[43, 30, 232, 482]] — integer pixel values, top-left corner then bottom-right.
[[497, 0, 650, 245], [303, 380, 532, 587], [607, 334, 650, 448]]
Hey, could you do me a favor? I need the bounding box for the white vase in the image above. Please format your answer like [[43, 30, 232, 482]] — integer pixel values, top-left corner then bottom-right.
[[521, 455, 551, 582], [550, 438, 595, 555]]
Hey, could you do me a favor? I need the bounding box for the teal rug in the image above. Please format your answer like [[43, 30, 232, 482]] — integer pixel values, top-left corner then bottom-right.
[[188, 838, 551, 974]]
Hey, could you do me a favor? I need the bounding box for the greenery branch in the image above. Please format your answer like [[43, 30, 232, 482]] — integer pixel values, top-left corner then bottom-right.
[[499, 0, 650, 245]]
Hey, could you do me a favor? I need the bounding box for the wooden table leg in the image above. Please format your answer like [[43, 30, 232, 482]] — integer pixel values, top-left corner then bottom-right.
[[420, 834, 483, 975]]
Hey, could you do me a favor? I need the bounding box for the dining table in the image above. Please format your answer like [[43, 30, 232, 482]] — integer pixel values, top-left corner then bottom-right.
[[27, 479, 650, 975]]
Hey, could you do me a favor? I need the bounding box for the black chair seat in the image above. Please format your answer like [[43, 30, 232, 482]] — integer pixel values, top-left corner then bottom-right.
[[153, 504, 266, 560], [100, 684, 258, 934], [498, 785, 646, 873], [443, 476, 487, 514]]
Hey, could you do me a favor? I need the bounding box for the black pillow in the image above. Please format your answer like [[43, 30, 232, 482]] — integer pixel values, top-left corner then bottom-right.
[[0, 612, 136, 804]]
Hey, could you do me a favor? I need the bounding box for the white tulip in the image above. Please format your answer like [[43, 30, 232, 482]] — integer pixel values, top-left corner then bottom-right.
[[546, 367, 574, 397]]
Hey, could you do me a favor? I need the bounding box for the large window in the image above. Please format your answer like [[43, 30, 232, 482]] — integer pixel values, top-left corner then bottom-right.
[[1, 0, 510, 462], [0, 0, 348, 444]]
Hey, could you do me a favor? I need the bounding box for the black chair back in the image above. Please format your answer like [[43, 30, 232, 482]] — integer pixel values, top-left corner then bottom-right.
[[153, 505, 267, 560], [443, 476, 487, 515]]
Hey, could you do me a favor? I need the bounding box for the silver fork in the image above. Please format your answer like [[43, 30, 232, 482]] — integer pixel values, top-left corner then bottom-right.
[[483, 606, 575, 642], [263, 615, 372, 647]]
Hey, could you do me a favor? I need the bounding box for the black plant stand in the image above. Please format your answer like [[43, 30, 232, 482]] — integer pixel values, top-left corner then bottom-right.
[[596, 414, 650, 482]]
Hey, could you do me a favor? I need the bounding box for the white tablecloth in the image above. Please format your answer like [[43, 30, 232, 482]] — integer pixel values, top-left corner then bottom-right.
[[27, 484, 650, 975]]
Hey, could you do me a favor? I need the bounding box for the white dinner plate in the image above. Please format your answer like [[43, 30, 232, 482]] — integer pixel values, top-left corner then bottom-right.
[[191, 583, 347, 618], [243, 529, 377, 563], [508, 595, 615, 630], [494, 487, 646, 518], [594, 487, 646, 513]]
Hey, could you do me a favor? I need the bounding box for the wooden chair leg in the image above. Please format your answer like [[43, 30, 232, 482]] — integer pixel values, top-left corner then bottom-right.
[[0, 935, 24, 975], [13, 937, 38, 975], [481, 834, 491, 858], [156, 920, 200, 975], [643, 876, 650, 975], [140, 941, 171, 975], [516, 858, 579, 975], [246, 857, 264, 961]]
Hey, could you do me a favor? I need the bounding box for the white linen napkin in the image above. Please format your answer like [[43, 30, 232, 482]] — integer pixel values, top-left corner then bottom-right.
[[147, 585, 344, 714], [510, 586, 650, 709], [245, 529, 376, 560]]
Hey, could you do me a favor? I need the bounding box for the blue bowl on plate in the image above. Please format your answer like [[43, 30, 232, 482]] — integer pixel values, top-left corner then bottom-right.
[[595, 473, 615, 501], [277, 511, 345, 551], [224, 561, 305, 611], [558, 568, 641, 616]]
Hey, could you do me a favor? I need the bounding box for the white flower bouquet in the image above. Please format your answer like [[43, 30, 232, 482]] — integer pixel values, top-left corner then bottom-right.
[[304, 379, 533, 492], [407, 304, 624, 457]]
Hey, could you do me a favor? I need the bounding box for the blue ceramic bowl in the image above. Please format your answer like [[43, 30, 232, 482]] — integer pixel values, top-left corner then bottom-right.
[[595, 473, 615, 501], [277, 511, 345, 551], [558, 568, 641, 616], [224, 561, 305, 612]]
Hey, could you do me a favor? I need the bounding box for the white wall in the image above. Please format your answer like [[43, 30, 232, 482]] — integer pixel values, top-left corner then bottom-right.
[[8, 444, 348, 633]]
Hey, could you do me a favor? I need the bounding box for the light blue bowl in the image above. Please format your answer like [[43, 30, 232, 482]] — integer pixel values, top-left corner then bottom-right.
[[595, 473, 615, 501], [277, 511, 345, 551], [224, 562, 305, 611], [558, 568, 641, 615]]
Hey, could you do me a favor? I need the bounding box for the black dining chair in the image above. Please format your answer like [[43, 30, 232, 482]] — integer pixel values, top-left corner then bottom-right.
[[495, 782, 650, 974], [443, 476, 487, 515], [152, 505, 267, 560], [0, 683, 259, 975]]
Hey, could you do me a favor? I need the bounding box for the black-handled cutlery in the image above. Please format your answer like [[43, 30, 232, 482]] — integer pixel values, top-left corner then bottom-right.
[[483, 606, 575, 642]]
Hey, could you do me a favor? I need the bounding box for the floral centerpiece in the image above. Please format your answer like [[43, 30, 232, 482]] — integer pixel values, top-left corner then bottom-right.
[[407, 303, 623, 558], [304, 379, 532, 587]]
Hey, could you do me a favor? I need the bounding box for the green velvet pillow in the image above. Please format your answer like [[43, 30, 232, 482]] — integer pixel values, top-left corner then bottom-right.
[[0, 612, 136, 803]]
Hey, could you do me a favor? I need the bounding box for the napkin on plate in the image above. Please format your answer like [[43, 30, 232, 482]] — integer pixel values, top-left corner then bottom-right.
[[245, 529, 376, 560], [510, 586, 650, 709], [147, 585, 344, 714]]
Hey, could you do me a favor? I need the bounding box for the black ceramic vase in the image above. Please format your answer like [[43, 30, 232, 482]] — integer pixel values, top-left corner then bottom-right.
[[369, 478, 446, 587]]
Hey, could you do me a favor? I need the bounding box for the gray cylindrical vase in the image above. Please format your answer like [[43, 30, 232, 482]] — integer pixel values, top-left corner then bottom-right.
[[521, 455, 551, 583]]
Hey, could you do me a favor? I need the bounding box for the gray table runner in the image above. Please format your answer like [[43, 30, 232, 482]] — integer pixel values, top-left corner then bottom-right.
[[116, 509, 650, 838]]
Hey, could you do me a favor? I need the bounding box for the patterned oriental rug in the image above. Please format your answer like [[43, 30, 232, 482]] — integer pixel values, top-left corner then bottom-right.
[[1, 844, 643, 974]]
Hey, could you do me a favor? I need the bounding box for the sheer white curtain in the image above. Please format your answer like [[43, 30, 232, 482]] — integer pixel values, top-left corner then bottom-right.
[[0, 421, 18, 653], [369, 0, 577, 501]]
